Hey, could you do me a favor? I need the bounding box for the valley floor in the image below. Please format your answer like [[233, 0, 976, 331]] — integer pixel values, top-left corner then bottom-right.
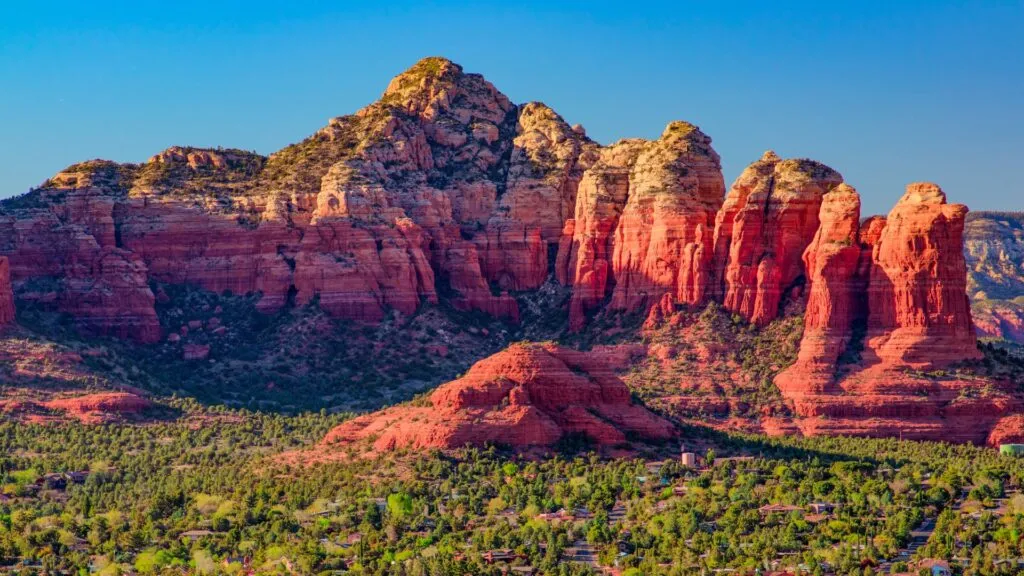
[[1, 408, 1023, 575]]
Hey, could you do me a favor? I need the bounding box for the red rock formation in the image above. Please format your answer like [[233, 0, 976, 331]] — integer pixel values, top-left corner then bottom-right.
[[609, 122, 725, 315], [118, 196, 298, 313], [0, 256, 14, 324], [713, 152, 843, 325], [972, 301, 1024, 342], [60, 247, 161, 343], [561, 140, 645, 329], [775, 184, 862, 397], [321, 343, 674, 452], [988, 414, 1024, 446], [0, 194, 160, 343], [182, 344, 211, 361], [1, 57, 1013, 448], [775, 183, 1005, 444], [0, 391, 152, 425], [0, 59, 725, 337], [864, 183, 981, 367], [44, 392, 152, 418]]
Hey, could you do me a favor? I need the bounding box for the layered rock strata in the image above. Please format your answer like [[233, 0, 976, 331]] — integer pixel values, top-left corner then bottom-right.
[[775, 184, 1011, 444], [321, 343, 674, 451]]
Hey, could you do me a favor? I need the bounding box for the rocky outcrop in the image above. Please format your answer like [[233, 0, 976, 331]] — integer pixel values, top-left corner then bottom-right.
[[865, 183, 981, 367], [713, 152, 844, 325], [775, 183, 1008, 443], [988, 414, 1024, 446], [965, 211, 1024, 301], [560, 140, 644, 329], [775, 184, 862, 397], [0, 172, 161, 342], [43, 392, 152, 420], [321, 343, 674, 452], [1, 58, 604, 331], [0, 392, 152, 425], [972, 299, 1024, 342], [607, 123, 725, 315], [0, 256, 14, 324], [2, 57, 731, 338]]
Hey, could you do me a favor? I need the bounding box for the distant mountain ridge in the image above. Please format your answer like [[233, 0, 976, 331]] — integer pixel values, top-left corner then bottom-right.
[[965, 211, 1024, 344]]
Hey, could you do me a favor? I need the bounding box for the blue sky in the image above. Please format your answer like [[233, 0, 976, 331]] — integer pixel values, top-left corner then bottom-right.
[[1, 1, 1021, 215]]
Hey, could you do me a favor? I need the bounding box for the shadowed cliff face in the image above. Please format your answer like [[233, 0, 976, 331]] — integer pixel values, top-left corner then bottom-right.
[[2, 56, 1021, 447]]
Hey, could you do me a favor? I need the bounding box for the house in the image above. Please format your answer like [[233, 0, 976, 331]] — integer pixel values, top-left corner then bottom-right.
[[808, 502, 836, 514], [179, 529, 216, 540], [758, 504, 802, 516], [65, 471, 89, 484], [536, 508, 575, 522], [999, 444, 1024, 456], [222, 556, 252, 571], [482, 549, 518, 563], [681, 452, 698, 468], [716, 456, 754, 464], [917, 559, 951, 576], [38, 473, 67, 490]]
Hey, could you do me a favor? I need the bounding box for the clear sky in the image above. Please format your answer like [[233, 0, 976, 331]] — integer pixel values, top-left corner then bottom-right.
[[2, 1, 1021, 215]]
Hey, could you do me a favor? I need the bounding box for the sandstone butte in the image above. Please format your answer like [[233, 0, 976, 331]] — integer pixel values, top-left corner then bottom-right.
[[1, 56, 1021, 447], [320, 343, 674, 452], [774, 183, 1023, 446]]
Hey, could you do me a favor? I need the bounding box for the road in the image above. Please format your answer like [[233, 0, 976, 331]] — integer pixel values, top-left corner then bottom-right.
[[877, 487, 972, 574]]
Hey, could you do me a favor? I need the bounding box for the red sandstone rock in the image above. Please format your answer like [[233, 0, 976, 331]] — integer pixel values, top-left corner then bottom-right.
[[775, 183, 1003, 445], [561, 140, 645, 329], [0, 58, 1016, 450], [59, 247, 160, 343], [118, 196, 298, 313], [609, 123, 725, 315], [0, 256, 14, 324], [713, 152, 843, 325], [44, 392, 152, 417], [972, 300, 1024, 341], [321, 343, 674, 452], [775, 184, 862, 397], [988, 414, 1024, 446], [865, 183, 981, 367], [0, 165, 161, 342]]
